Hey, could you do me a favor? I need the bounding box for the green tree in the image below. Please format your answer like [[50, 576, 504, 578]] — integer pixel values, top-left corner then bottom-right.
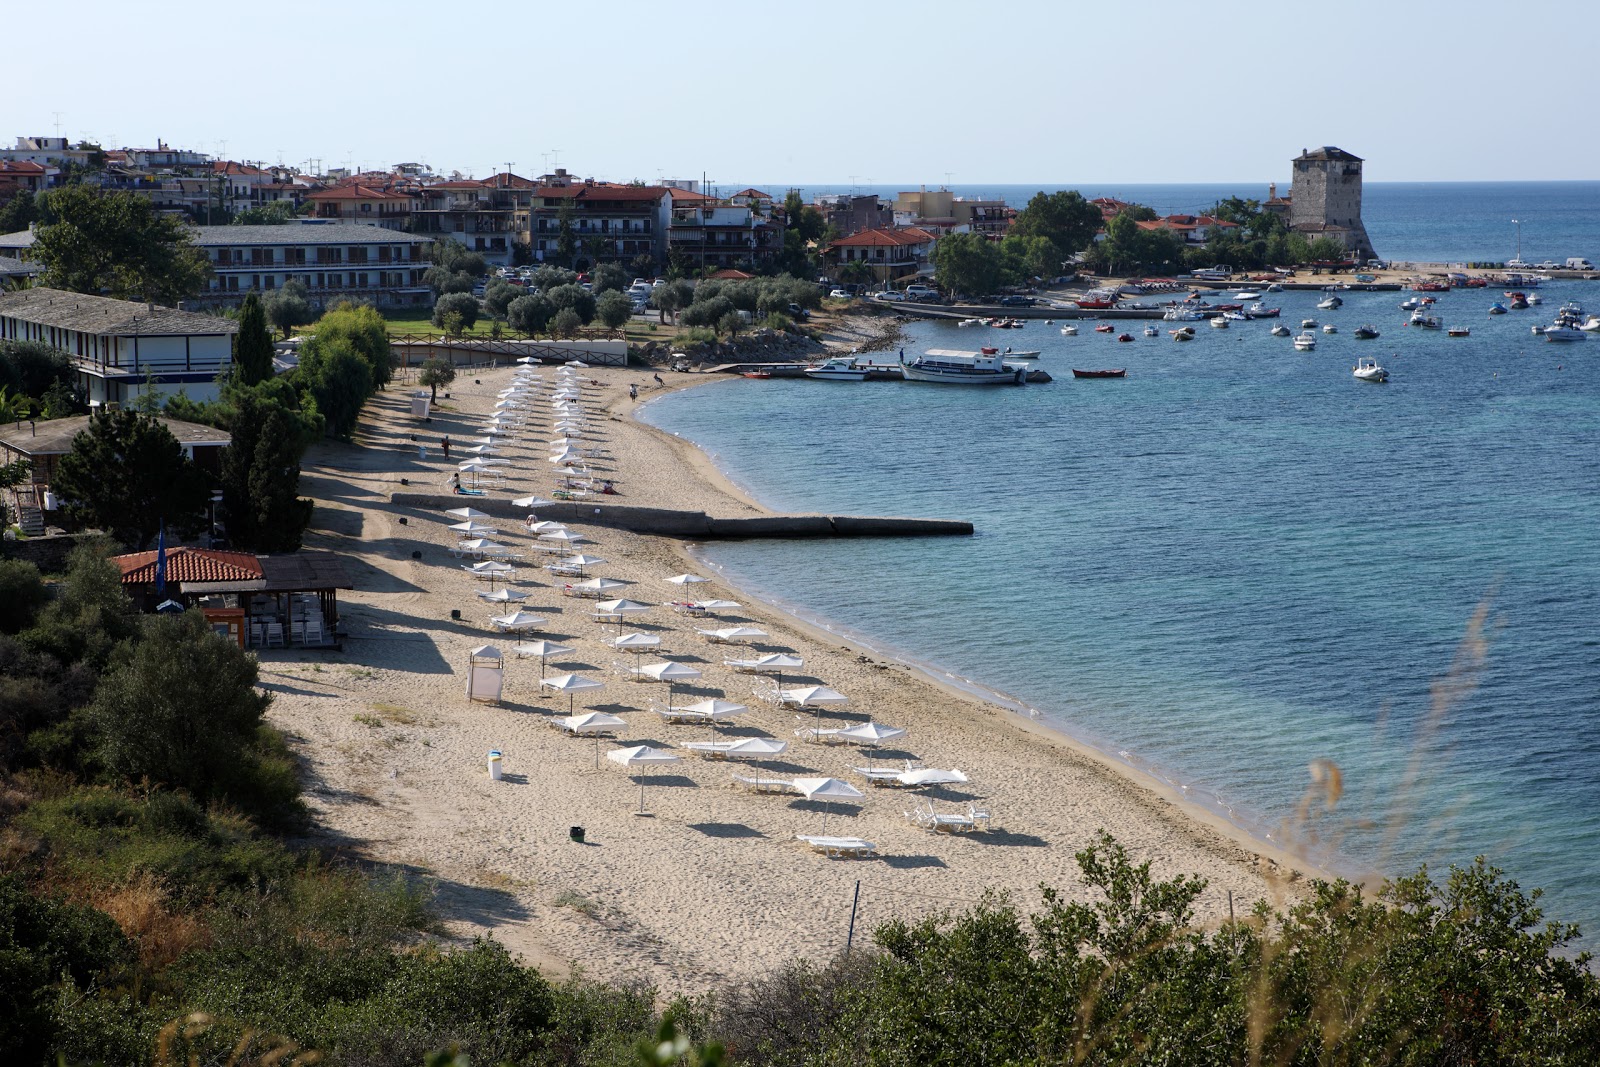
[[314, 301, 393, 389], [717, 309, 744, 339], [837, 259, 875, 286], [231, 201, 303, 226], [235, 293, 274, 385], [0, 190, 40, 234], [549, 307, 582, 338], [33, 185, 211, 303], [591, 262, 629, 294], [556, 199, 578, 266], [999, 233, 1061, 281], [544, 284, 596, 324], [506, 293, 554, 336], [52, 411, 208, 549], [294, 336, 372, 440], [484, 279, 520, 318], [264, 279, 315, 340], [432, 292, 480, 334], [0, 559, 49, 634], [0, 341, 75, 403], [595, 290, 632, 330], [87, 611, 299, 821], [1009, 189, 1104, 260], [651, 280, 692, 324], [220, 390, 313, 552], [932, 232, 1008, 298], [417, 357, 456, 402]]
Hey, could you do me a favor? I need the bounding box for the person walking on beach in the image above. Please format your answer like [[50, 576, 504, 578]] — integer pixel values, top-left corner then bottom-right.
[[629, 383, 638, 401], [441, 436, 450, 459], [653, 373, 664, 388]]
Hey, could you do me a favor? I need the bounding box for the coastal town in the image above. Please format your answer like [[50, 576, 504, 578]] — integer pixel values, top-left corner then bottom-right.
[[4, 113, 1600, 1065]]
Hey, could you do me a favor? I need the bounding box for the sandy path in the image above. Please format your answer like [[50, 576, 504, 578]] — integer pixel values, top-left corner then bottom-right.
[[262, 361, 1312, 992]]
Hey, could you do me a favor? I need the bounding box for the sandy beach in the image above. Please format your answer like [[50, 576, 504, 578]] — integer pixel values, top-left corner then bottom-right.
[[262, 356, 1318, 993]]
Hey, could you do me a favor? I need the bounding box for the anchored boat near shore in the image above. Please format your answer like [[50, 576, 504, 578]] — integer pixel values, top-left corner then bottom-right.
[[901, 348, 1028, 385]]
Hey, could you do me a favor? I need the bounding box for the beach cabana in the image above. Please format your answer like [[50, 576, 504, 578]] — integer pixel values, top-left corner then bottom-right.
[[466, 645, 505, 704]]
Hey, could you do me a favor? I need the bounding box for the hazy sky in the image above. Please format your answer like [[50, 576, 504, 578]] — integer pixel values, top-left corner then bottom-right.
[[14, 0, 1600, 187]]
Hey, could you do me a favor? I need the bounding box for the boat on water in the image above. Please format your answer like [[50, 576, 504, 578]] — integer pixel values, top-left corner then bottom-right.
[[1301, 317, 1318, 328], [1580, 316, 1600, 332], [1094, 324, 1115, 333], [958, 318, 984, 327], [1353, 325, 1380, 339], [1317, 295, 1344, 310], [1408, 311, 1443, 329], [1171, 329, 1194, 341], [1210, 316, 1229, 329], [804, 355, 869, 381], [1323, 323, 1338, 334], [1143, 326, 1159, 337], [1400, 297, 1423, 311], [1353, 357, 1389, 383], [741, 370, 773, 379], [1060, 324, 1078, 336], [1293, 332, 1317, 351], [997, 348, 1043, 358], [1270, 324, 1292, 337], [1506, 291, 1530, 310], [1074, 290, 1119, 310], [1544, 325, 1586, 343], [901, 348, 1028, 385], [1163, 306, 1205, 322], [1528, 293, 1544, 305], [1488, 303, 1508, 315], [1116, 333, 1134, 342], [1447, 327, 1471, 337], [1232, 291, 1262, 301], [1246, 303, 1281, 318], [1072, 368, 1127, 379]]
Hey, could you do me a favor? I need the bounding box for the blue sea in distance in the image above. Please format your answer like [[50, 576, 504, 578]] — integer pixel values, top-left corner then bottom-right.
[[643, 182, 1600, 943]]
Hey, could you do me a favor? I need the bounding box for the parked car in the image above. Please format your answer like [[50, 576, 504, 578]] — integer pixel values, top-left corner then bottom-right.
[[904, 285, 940, 301], [829, 289, 852, 299], [786, 302, 811, 320], [877, 291, 908, 302], [998, 295, 1036, 307]]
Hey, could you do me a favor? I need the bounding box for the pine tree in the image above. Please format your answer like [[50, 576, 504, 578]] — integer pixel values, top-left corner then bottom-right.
[[236, 293, 274, 385]]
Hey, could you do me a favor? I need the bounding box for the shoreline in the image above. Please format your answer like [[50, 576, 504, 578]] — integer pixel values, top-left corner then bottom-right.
[[263, 356, 1332, 994], [627, 372, 1347, 890]]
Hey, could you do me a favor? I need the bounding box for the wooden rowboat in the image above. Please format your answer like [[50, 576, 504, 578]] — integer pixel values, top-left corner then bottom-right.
[[1072, 368, 1127, 379]]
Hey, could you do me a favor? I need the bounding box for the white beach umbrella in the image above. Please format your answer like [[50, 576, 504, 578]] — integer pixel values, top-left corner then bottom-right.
[[528, 521, 569, 533], [540, 529, 592, 545], [552, 466, 588, 478], [489, 610, 547, 633], [794, 776, 866, 834], [448, 520, 500, 536], [675, 698, 749, 722], [606, 744, 681, 813], [511, 638, 574, 678], [466, 444, 502, 456], [467, 559, 514, 574], [512, 496, 557, 509], [719, 737, 788, 759], [559, 552, 604, 568], [541, 672, 604, 715], [558, 710, 626, 735], [694, 599, 742, 612], [468, 437, 502, 446], [571, 577, 628, 596], [595, 599, 649, 623], [458, 538, 507, 552], [459, 457, 509, 469], [781, 685, 848, 707], [665, 573, 712, 587], [515, 356, 540, 364], [477, 587, 529, 604], [696, 626, 768, 644], [548, 448, 580, 463], [609, 632, 662, 653], [637, 661, 702, 683], [836, 721, 907, 745], [444, 506, 489, 520], [726, 652, 804, 689], [566, 360, 591, 368]]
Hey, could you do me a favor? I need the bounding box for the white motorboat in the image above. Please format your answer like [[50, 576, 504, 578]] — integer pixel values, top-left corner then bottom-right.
[[1232, 291, 1262, 300], [1060, 324, 1078, 336], [1163, 306, 1204, 322], [1270, 324, 1291, 337], [1210, 315, 1229, 329], [900, 348, 1027, 385], [1293, 332, 1317, 351], [804, 355, 870, 381], [1143, 326, 1159, 337], [1543, 325, 1586, 343], [1400, 296, 1423, 311], [1317, 295, 1344, 310], [1246, 302, 1280, 318], [1223, 311, 1249, 322], [1353, 357, 1388, 383], [957, 318, 984, 327], [1579, 316, 1600, 332], [1528, 293, 1544, 305], [1323, 323, 1338, 334], [1408, 311, 1443, 329], [1301, 317, 1318, 328], [1266, 282, 1284, 292]]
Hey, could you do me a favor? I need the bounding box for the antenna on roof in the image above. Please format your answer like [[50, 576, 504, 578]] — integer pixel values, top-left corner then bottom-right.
[[52, 111, 64, 138]]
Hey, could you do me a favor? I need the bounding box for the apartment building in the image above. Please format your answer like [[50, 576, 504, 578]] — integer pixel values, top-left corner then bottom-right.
[[413, 173, 536, 266], [529, 174, 672, 268], [190, 221, 433, 308]]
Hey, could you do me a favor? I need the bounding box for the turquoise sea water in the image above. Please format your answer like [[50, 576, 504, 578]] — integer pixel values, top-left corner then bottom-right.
[[642, 190, 1600, 938]]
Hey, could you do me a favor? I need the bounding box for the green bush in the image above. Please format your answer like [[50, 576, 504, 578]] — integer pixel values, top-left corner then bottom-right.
[[0, 559, 48, 634]]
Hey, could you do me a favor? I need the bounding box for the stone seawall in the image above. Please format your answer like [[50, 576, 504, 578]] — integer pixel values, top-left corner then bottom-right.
[[389, 493, 973, 539]]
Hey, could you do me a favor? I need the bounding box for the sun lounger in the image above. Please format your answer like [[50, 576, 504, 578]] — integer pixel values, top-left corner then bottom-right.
[[731, 773, 798, 795], [795, 835, 878, 859]]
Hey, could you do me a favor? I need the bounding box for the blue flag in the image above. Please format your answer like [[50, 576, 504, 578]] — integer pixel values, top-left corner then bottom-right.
[[154, 521, 167, 594]]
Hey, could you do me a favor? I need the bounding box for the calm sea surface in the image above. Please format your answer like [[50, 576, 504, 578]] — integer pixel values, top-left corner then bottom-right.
[[641, 182, 1600, 940]]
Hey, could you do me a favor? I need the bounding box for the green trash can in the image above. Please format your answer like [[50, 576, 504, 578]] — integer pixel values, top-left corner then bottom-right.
[[569, 826, 585, 843]]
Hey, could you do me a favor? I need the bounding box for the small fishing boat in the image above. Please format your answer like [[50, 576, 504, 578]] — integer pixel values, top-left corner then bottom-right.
[[957, 318, 984, 327], [1408, 311, 1443, 329], [1293, 332, 1317, 351], [1580, 316, 1600, 332], [1323, 323, 1338, 334], [1143, 326, 1159, 337], [1060, 324, 1078, 336], [1116, 333, 1134, 342], [1353, 357, 1389, 383], [1072, 368, 1128, 378], [741, 369, 773, 379], [1246, 303, 1280, 318], [1301, 318, 1318, 328], [1270, 324, 1291, 337], [1317, 295, 1344, 310], [1400, 297, 1423, 311], [1094, 323, 1115, 333], [1544, 324, 1586, 343], [1447, 327, 1471, 337], [1210, 316, 1229, 329], [1528, 293, 1544, 305], [1507, 291, 1529, 310], [1353, 325, 1380, 339], [1487, 303, 1507, 315], [1171, 329, 1194, 342], [1000, 349, 1043, 358]]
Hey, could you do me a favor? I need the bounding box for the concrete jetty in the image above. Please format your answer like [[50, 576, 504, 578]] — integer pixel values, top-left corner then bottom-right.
[[391, 493, 974, 539]]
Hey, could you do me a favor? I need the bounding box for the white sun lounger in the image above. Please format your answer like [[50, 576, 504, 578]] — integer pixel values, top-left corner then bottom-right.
[[795, 834, 878, 859]]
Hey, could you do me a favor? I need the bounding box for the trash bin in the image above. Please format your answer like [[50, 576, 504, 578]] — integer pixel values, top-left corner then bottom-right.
[[487, 751, 503, 781], [569, 826, 585, 843]]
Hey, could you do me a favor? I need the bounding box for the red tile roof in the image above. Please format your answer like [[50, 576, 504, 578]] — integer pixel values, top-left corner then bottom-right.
[[115, 547, 264, 585], [707, 269, 756, 280], [307, 185, 413, 201], [0, 161, 48, 175], [535, 183, 669, 203], [829, 227, 937, 249]]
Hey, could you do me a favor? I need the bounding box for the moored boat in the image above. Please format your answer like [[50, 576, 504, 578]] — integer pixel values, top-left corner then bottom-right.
[[1353, 325, 1380, 339], [804, 355, 870, 381], [1323, 323, 1338, 334], [1116, 333, 1134, 342], [1317, 295, 1344, 310], [900, 348, 1028, 385], [1210, 315, 1229, 329], [1353, 357, 1389, 383], [1488, 303, 1507, 315], [1447, 327, 1471, 337], [1246, 303, 1280, 318], [741, 370, 773, 379], [1143, 326, 1159, 337], [1072, 368, 1128, 378], [1293, 332, 1317, 351], [1094, 323, 1115, 333], [1060, 324, 1078, 336], [1270, 324, 1291, 337], [1543, 325, 1586, 343]]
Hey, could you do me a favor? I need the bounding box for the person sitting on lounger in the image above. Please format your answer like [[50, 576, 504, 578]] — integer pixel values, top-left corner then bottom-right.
[[451, 473, 462, 493]]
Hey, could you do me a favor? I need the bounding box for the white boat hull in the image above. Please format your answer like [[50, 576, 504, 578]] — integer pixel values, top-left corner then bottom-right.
[[804, 370, 870, 380]]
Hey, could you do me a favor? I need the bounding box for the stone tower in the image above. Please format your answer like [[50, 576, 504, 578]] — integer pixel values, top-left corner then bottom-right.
[[1288, 146, 1376, 262]]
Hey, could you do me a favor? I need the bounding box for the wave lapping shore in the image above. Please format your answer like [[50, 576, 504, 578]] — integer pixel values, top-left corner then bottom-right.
[[265, 364, 1311, 992]]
